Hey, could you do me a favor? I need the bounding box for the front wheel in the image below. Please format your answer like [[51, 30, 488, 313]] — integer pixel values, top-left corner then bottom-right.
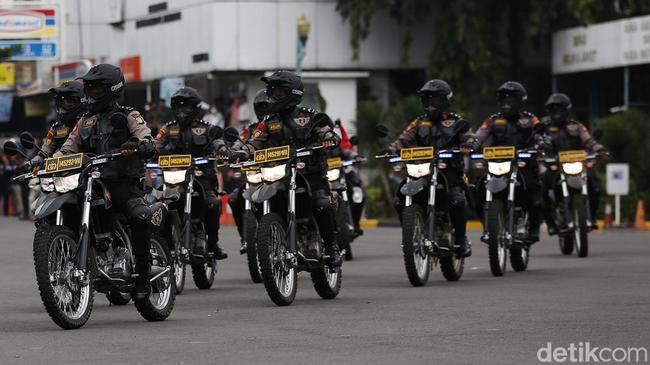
[[244, 211, 262, 283], [311, 264, 342, 299], [487, 200, 507, 277], [134, 233, 176, 321], [33, 225, 94, 329], [336, 200, 354, 261], [401, 205, 431, 287], [509, 247, 529, 272], [572, 195, 590, 258], [257, 213, 297, 306]]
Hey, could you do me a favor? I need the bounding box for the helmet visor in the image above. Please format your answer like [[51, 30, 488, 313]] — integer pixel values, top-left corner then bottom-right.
[[420, 93, 448, 110], [267, 85, 292, 101], [84, 82, 108, 100], [171, 100, 196, 115], [56, 95, 81, 111]]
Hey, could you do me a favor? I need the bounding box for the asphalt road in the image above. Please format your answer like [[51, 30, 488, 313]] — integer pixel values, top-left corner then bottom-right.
[[0, 217, 649, 365]]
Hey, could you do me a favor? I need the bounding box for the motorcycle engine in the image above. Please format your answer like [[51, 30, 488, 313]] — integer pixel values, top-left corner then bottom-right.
[[297, 223, 321, 259], [107, 246, 132, 281]]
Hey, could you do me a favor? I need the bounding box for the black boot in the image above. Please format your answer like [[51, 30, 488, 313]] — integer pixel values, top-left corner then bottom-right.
[[133, 257, 151, 301], [209, 242, 228, 260], [528, 227, 540, 245], [454, 237, 472, 258], [547, 222, 559, 236], [324, 243, 342, 269]]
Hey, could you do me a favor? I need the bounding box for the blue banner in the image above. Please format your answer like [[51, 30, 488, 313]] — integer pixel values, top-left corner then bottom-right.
[[0, 93, 13, 122], [0, 41, 57, 60]]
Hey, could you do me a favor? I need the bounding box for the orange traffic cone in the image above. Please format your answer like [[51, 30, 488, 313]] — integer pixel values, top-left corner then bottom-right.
[[219, 195, 235, 225], [603, 202, 613, 229], [634, 199, 646, 230]]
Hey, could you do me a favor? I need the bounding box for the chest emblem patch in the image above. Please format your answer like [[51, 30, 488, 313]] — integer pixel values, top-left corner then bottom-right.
[[294, 117, 310, 127]]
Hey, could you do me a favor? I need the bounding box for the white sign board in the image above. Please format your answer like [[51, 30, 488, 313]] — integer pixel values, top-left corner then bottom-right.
[[606, 163, 629, 195], [552, 14, 650, 74]]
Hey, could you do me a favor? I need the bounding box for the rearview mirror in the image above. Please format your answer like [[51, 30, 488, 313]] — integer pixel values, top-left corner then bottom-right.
[[3, 141, 20, 156], [223, 127, 239, 143], [20, 132, 36, 150]]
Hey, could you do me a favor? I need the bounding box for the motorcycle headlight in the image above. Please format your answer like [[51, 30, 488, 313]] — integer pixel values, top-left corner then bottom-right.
[[246, 170, 262, 184], [40, 177, 54, 192], [327, 168, 340, 182], [53, 174, 80, 193], [163, 169, 188, 185], [260, 164, 286, 182], [562, 162, 584, 175], [406, 163, 431, 178], [487, 161, 511, 176]]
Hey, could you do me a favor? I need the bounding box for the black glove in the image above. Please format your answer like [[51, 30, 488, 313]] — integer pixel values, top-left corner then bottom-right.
[[216, 147, 232, 161], [596, 148, 609, 159], [120, 140, 139, 151], [379, 147, 396, 156], [461, 139, 481, 152], [16, 163, 31, 175], [137, 140, 156, 158], [30, 155, 44, 168]]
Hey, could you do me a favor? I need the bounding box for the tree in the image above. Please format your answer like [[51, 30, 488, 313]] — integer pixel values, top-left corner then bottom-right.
[[0, 45, 19, 62], [336, 0, 650, 111]]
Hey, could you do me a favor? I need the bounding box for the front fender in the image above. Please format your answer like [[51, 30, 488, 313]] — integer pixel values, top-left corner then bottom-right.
[[566, 175, 584, 190], [400, 178, 427, 197], [34, 192, 77, 220], [486, 176, 508, 193], [330, 181, 346, 192], [251, 181, 284, 203]]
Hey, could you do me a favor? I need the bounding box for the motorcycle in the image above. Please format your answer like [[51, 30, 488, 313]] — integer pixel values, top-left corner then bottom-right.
[[474, 146, 537, 276], [543, 150, 596, 257], [236, 144, 344, 306], [4, 135, 175, 330], [326, 156, 364, 261], [377, 147, 465, 286], [146, 154, 222, 293]]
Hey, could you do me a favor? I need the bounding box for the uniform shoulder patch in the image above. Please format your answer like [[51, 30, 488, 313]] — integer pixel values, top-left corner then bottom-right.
[[406, 121, 417, 131], [83, 116, 97, 127], [131, 111, 146, 125]]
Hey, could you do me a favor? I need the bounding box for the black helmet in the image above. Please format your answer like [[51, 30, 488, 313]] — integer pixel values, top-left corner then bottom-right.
[[79, 64, 125, 114], [545, 93, 572, 124], [496, 81, 527, 117], [49, 81, 85, 125], [171, 87, 203, 127], [253, 88, 271, 121], [261, 70, 303, 114], [417, 79, 453, 118]]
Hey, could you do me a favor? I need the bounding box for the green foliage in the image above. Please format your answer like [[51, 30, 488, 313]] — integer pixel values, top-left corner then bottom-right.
[[0, 45, 19, 62], [336, 0, 650, 109], [596, 109, 650, 221]]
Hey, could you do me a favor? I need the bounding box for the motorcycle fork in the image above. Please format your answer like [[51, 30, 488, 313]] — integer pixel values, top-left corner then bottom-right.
[[340, 174, 355, 229], [581, 172, 593, 227], [405, 177, 412, 207], [55, 210, 63, 225], [77, 175, 95, 271], [426, 166, 438, 242], [560, 173, 573, 228], [287, 166, 297, 253], [506, 169, 517, 242], [183, 173, 194, 249], [482, 175, 492, 237], [243, 182, 251, 240]]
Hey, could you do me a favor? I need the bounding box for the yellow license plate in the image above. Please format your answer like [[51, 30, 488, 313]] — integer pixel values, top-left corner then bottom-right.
[[327, 157, 343, 169], [44, 153, 84, 173], [483, 146, 515, 160], [558, 150, 587, 163], [254, 145, 290, 163], [400, 147, 434, 161], [158, 154, 192, 168]]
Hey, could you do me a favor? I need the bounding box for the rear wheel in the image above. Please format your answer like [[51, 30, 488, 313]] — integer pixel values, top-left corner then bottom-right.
[[557, 205, 574, 255], [244, 211, 262, 283], [134, 233, 175, 321], [311, 265, 341, 299], [191, 260, 216, 289], [510, 247, 529, 271], [572, 195, 589, 258], [487, 200, 507, 277], [401, 204, 430, 287], [34, 225, 94, 329], [257, 213, 297, 306]]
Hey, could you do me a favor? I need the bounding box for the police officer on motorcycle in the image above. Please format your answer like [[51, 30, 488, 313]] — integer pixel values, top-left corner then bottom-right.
[[541, 93, 608, 234], [154, 87, 228, 260], [30, 81, 86, 171], [381, 79, 474, 257], [55, 64, 156, 299], [471, 81, 544, 244], [225, 88, 270, 254], [236, 70, 343, 267]]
